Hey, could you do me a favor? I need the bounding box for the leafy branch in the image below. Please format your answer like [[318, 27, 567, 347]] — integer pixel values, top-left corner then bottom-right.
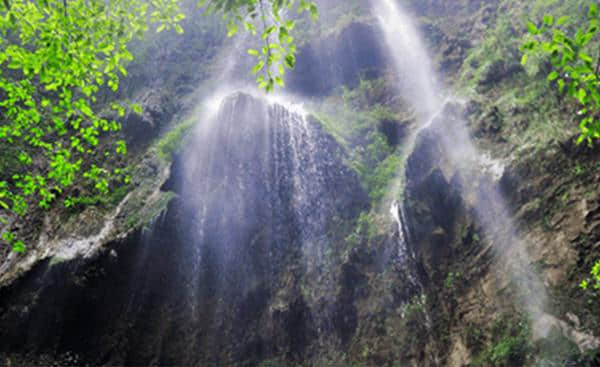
[[521, 3, 600, 145], [199, 0, 317, 92]]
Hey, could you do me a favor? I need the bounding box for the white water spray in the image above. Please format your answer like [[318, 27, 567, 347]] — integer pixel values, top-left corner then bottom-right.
[[375, 0, 442, 121], [373, 0, 569, 342]]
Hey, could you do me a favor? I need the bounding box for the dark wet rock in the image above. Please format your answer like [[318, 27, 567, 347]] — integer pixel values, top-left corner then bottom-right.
[[378, 118, 408, 147], [122, 89, 179, 151], [0, 93, 369, 366], [288, 22, 387, 96]]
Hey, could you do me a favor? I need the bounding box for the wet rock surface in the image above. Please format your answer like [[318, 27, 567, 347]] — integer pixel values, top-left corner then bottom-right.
[[287, 22, 387, 97], [0, 93, 372, 366]]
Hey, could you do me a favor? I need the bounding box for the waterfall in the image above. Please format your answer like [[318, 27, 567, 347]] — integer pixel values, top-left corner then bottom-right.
[[375, 0, 442, 121], [374, 0, 553, 338]]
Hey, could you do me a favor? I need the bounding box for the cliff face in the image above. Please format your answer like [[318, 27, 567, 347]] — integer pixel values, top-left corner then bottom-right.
[[1, 1, 600, 366], [0, 93, 371, 366]]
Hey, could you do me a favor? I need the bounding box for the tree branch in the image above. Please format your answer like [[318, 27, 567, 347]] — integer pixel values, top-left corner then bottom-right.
[[259, 0, 272, 85], [3, 0, 10, 11]]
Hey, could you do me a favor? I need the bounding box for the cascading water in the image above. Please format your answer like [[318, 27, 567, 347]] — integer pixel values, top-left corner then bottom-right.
[[126, 90, 367, 365], [374, 0, 599, 350], [375, 0, 442, 121], [375, 0, 549, 329]]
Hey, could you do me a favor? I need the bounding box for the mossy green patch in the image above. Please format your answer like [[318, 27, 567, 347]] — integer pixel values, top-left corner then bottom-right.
[[155, 118, 197, 161], [311, 77, 410, 208], [472, 314, 533, 367]]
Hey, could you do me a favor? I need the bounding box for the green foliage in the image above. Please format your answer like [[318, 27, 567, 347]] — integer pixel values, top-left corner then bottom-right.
[[345, 211, 376, 248], [0, 0, 315, 253], [443, 271, 462, 290], [64, 184, 131, 212], [521, 3, 600, 144], [155, 118, 197, 160], [460, 9, 523, 88], [314, 78, 406, 206], [0, 0, 178, 252], [363, 153, 402, 204], [579, 259, 600, 292], [200, 0, 317, 92], [472, 315, 533, 367], [400, 293, 427, 321]]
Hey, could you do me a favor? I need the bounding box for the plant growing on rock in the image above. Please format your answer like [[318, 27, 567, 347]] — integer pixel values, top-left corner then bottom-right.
[[521, 3, 599, 144], [580, 259, 600, 292]]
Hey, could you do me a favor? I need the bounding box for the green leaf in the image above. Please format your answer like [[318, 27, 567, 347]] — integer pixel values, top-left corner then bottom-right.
[[284, 54, 295, 69], [557, 16, 569, 26], [12, 241, 26, 253], [577, 88, 588, 104], [579, 51, 593, 64], [589, 3, 598, 17], [131, 103, 143, 114], [309, 3, 318, 20], [251, 60, 265, 74], [527, 21, 539, 35], [116, 140, 127, 155], [547, 71, 559, 81]]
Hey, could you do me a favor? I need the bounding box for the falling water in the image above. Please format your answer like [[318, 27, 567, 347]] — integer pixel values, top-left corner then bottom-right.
[[374, 0, 558, 339], [375, 0, 442, 121]]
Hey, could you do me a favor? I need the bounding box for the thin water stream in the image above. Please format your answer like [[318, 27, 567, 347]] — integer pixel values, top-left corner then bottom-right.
[[374, 0, 553, 338]]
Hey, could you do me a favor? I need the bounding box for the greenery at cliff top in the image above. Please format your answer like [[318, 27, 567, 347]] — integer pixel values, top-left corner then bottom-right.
[[521, 2, 599, 144], [0, 0, 316, 253]]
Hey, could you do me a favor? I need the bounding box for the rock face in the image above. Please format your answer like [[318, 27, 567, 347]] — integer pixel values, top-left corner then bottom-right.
[[0, 93, 371, 366], [287, 22, 388, 96]]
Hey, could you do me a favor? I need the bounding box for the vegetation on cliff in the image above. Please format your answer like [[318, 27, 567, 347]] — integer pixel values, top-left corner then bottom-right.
[[0, 0, 316, 253]]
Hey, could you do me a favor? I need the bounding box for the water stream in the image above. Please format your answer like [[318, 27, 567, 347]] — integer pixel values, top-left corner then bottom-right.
[[374, 0, 552, 337]]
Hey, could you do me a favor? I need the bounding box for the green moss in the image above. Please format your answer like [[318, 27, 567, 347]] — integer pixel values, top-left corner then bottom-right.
[[155, 118, 197, 161], [344, 211, 377, 250], [312, 77, 407, 207], [68, 184, 132, 212], [124, 190, 176, 231], [310, 113, 349, 148], [443, 271, 463, 290], [364, 153, 403, 204]]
